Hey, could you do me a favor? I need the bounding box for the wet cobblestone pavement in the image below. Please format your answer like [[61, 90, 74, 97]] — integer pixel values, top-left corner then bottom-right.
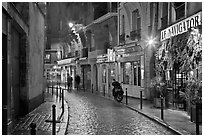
[[64, 91, 176, 135], [11, 91, 68, 135]]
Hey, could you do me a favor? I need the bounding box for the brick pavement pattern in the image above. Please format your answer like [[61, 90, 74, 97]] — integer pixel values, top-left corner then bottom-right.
[[11, 88, 68, 135]]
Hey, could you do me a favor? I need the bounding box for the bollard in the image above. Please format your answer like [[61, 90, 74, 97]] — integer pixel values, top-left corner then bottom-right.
[[126, 88, 128, 105], [56, 84, 58, 98], [52, 81, 54, 96], [59, 82, 61, 94], [190, 107, 193, 122], [161, 97, 164, 120], [60, 86, 62, 100], [92, 84, 93, 93], [104, 87, 105, 96], [30, 123, 37, 135], [52, 105, 56, 135], [140, 91, 142, 109], [49, 83, 51, 93], [62, 89, 64, 113], [57, 81, 59, 92], [196, 103, 199, 135]]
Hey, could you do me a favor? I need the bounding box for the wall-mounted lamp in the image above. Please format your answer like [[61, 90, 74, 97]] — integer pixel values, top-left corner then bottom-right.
[[68, 22, 74, 28]]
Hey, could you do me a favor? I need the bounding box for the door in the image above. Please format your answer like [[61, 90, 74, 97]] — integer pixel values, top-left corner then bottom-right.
[[102, 64, 106, 95], [94, 64, 98, 91], [2, 34, 8, 134], [108, 63, 115, 96], [11, 28, 20, 118]]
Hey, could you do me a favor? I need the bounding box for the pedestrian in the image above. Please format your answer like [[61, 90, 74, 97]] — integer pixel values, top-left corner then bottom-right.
[[75, 75, 81, 90], [67, 74, 73, 92]]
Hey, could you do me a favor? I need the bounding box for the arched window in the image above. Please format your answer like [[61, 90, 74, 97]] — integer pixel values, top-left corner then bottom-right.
[[132, 9, 141, 31], [122, 15, 125, 34]]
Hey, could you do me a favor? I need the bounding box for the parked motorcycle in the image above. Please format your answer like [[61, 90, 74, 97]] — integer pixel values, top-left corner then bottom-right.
[[113, 87, 124, 102]]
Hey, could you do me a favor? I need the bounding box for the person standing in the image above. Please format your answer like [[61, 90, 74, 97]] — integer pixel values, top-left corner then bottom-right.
[[75, 75, 81, 90], [67, 74, 73, 92]]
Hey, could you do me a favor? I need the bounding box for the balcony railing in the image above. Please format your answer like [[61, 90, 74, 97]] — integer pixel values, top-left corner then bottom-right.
[[130, 29, 141, 41]]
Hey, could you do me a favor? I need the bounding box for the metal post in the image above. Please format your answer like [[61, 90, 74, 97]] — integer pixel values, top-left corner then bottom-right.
[[57, 81, 59, 93], [62, 89, 64, 113], [161, 97, 164, 120], [48, 81, 50, 93], [60, 86, 62, 100], [196, 103, 199, 135], [190, 106, 193, 122], [92, 84, 93, 93], [56, 83, 58, 98], [59, 82, 62, 99], [140, 91, 142, 109], [104, 86, 105, 96], [52, 105, 56, 135], [52, 81, 54, 96], [30, 123, 37, 135], [126, 88, 128, 105]]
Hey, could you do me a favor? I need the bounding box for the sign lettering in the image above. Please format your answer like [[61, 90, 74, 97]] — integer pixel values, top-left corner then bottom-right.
[[161, 12, 202, 41]]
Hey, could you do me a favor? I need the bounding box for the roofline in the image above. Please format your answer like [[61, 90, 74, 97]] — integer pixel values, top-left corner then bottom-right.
[[84, 12, 117, 31]]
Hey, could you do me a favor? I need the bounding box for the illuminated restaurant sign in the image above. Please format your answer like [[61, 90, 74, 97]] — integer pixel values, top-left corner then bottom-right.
[[97, 54, 108, 63], [161, 12, 202, 41]]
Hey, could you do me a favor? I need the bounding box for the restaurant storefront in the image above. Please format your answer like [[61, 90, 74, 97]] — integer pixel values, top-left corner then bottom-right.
[[157, 11, 202, 110], [115, 44, 145, 98], [96, 49, 116, 96], [79, 57, 91, 91], [57, 58, 76, 88]]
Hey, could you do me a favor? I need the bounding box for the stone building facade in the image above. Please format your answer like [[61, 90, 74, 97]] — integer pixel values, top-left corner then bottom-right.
[[2, 2, 45, 134]]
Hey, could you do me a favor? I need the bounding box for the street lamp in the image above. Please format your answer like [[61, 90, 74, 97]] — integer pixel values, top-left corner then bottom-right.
[[148, 39, 154, 45], [68, 22, 74, 28]]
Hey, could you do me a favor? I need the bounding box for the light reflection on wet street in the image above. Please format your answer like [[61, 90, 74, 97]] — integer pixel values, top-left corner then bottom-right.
[[65, 91, 175, 135]]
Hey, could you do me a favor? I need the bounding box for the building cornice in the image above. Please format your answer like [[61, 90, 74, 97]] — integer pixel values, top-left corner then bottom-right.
[[93, 12, 117, 24], [84, 12, 117, 31]]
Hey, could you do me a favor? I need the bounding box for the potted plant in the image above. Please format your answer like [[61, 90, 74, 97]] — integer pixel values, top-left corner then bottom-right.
[[179, 76, 202, 123], [150, 76, 166, 108]]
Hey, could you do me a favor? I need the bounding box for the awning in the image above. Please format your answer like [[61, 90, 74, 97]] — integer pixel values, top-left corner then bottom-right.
[[57, 58, 75, 66]]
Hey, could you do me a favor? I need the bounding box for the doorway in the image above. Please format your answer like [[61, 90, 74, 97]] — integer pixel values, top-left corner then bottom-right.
[[2, 33, 8, 134], [107, 63, 115, 96], [11, 28, 20, 118]]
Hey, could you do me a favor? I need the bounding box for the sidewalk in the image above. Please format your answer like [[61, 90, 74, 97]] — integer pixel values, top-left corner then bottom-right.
[[120, 97, 202, 135], [79, 89, 202, 135], [11, 88, 69, 135]]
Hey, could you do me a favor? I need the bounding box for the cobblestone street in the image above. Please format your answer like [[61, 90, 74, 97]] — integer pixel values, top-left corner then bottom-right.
[[64, 90, 176, 135]]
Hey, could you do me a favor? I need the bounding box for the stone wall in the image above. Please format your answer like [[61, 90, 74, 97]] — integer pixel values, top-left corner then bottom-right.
[[28, 3, 45, 111]]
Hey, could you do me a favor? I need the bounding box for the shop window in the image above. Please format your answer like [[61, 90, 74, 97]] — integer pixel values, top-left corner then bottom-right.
[[102, 65, 106, 83], [123, 62, 132, 84], [133, 61, 141, 86], [110, 64, 115, 80]]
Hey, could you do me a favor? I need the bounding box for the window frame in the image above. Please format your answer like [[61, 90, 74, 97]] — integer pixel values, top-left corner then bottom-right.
[[122, 60, 142, 86]]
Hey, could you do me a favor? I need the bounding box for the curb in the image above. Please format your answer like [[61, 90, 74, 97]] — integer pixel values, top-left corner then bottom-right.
[[97, 92, 183, 135], [124, 104, 183, 135], [57, 99, 69, 135], [56, 88, 69, 135], [46, 87, 69, 135]]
